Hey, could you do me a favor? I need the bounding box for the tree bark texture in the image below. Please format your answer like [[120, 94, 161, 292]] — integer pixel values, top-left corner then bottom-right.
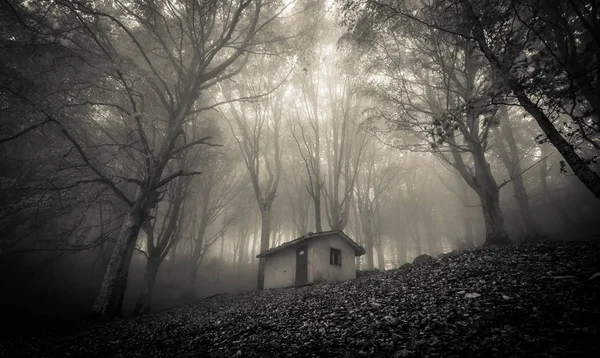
[[365, 237, 375, 270], [495, 108, 542, 239], [395, 235, 407, 265], [132, 255, 161, 316], [91, 204, 146, 318], [375, 236, 385, 270], [473, 148, 510, 245], [314, 194, 323, 233], [449, 135, 510, 245], [256, 205, 272, 290]]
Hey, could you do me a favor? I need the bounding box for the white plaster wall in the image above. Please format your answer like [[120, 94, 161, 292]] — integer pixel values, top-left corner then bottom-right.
[[263, 246, 296, 289], [307, 242, 314, 283], [264, 234, 358, 289], [310, 234, 357, 283]]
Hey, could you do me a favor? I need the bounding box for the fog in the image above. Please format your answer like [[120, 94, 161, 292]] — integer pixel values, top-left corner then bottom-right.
[[1, 0, 599, 323]]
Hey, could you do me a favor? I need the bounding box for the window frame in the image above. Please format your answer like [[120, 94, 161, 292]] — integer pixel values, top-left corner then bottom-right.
[[330, 248, 342, 266]]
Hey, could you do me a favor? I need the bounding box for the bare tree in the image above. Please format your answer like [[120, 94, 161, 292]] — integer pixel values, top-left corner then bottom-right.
[[357, 17, 511, 244], [354, 139, 402, 269], [221, 54, 286, 290], [13, 0, 273, 318], [285, 1, 330, 233], [456, 0, 600, 197], [321, 63, 368, 231], [288, 87, 325, 233], [282, 157, 312, 236], [492, 106, 542, 239], [185, 151, 243, 291], [133, 160, 190, 316]]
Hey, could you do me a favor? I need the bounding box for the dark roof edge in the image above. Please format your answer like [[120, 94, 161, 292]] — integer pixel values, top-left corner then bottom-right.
[[256, 230, 366, 258]]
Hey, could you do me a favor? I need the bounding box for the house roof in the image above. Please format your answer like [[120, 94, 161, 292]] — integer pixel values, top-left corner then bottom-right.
[[256, 230, 366, 258]]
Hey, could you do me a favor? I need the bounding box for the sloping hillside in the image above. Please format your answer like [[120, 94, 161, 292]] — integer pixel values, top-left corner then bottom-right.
[[2, 241, 599, 357]]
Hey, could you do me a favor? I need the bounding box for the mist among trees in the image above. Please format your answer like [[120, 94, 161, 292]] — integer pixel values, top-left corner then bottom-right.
[[1, 0, 599, 323]]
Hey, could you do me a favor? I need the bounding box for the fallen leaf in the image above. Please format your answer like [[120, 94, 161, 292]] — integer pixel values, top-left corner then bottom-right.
[[464, 293, 481, 298]]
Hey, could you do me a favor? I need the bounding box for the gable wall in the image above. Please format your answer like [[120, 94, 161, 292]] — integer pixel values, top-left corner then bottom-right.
[[263, 246, 296, 289], [310, 234, 357, 283]]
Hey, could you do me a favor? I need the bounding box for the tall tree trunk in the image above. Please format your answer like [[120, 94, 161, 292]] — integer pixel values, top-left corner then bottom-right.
[[473, 138, 510, 245], [539, 149, 574, 227], [360, 208, 375, 270], [364, 236, 374, 270], [219, 233, 225, 259], [375, 236, 385, 270], [512, 176, 541, 240], [95, 237, 115, 279], [314, 194, 323, 232], [413, 231, 422, 257], [476, 157, 510, 245], [257, 204, 272, 290], [454, 170, 476, 248], [423, 213, 438, 255], [448, 131, 510, 245], [495, 108, 542, 240], [132, 255, 161, 316], [91, 204, 146, 318], [188, 248, 207, 291], [237, 228, 248, 273], [188, 217, 207, 289], [250, 231, 258, 265], [478, 187, 509, 245], [312, 110, 323, 233], [395, 235, 406, 265], [166, 240, 178, 277], [218, 234, 225, 280]]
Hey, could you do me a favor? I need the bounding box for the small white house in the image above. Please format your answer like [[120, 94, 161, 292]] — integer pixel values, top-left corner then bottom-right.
[[257, 230, 366, 289]]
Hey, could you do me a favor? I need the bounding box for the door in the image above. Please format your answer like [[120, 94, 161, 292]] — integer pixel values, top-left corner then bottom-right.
[[295, 245, 308, 285]]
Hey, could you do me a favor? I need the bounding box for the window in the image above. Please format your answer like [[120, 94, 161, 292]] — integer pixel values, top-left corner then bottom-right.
[[330, 248, 341, 266]]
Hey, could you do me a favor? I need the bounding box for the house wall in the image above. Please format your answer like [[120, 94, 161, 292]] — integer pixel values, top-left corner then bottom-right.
[[310, 234, 357, 283], [263, 233, 358, 289], [263, 246, 296, 289]]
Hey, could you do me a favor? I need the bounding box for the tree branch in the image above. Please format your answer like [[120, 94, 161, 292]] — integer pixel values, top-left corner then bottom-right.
[[42, 111, 133, 206], [0, 119, 52, 144], [154, 170, 201, 190], [171, 136, 222, 156]]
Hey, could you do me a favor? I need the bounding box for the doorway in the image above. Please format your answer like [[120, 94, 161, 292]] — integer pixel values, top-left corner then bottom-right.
[[295, 245, 308, 285]]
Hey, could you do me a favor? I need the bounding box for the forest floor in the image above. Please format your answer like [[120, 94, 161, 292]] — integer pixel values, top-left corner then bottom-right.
[[1, 240, 599, 357]]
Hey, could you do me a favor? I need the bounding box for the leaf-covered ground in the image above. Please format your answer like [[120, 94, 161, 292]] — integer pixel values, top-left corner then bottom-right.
[[2, 240, 599, 357]]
